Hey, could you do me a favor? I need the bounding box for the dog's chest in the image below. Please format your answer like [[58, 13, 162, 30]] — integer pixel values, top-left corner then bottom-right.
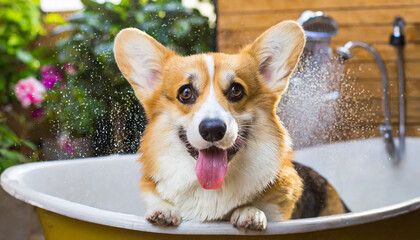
[[153, 146, 281, 221], [153, 154, 250, 221], [163, 183, 252, 221]]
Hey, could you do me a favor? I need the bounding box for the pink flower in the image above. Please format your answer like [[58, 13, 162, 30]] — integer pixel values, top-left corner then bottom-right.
[[14, 77, 46, 108], [41, 64, 63, 89], [60, 82, 67, 90], [63, 63, 76, 75], [59, 134, 74, 153]]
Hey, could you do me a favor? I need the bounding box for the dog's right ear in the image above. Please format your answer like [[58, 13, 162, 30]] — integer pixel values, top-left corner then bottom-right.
[[114, 28, 174, 103], [241, 21, 305, 95]]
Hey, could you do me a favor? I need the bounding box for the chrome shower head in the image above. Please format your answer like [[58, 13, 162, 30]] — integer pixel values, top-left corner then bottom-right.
[[297, 11, 338, 39]]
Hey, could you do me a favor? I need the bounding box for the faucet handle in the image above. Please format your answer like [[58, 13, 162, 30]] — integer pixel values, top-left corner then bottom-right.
[[379, 125, 393, 139], [390, 16, 405, 47]]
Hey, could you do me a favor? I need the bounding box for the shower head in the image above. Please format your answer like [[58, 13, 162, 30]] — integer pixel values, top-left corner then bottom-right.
[[297, 11, 338, 39]]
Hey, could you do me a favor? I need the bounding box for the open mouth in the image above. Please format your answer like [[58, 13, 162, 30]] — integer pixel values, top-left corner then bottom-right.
[[178, 128, 242, 161], [178, 127, 244, 190]]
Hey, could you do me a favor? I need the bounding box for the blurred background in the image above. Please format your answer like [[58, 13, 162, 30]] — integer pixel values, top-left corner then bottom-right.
[[0, 0, 215, 239], [0, 0, 216, 168]]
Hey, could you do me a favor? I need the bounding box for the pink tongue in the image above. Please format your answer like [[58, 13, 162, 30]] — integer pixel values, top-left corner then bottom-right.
[[196, 147, 228, 190]]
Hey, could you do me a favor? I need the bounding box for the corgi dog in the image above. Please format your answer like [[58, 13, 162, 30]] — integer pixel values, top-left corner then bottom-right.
[[114, 21, 349, 231]]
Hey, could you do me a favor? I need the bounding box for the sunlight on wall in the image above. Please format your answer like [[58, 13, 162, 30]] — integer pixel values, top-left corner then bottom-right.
[[40, 0, 121, 12], [40, 0, 216, 27], [182, 0, 216, 27]]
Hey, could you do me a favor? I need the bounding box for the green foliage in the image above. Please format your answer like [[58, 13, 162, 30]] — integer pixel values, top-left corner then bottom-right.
[[44, 76, 105, 135], [0, 0, 44, 104], [46, 0, 215, 153], [0, 114, 36, 173]]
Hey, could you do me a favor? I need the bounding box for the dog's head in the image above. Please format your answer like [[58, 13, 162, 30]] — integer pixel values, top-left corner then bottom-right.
[[114, 21, 305, 190]]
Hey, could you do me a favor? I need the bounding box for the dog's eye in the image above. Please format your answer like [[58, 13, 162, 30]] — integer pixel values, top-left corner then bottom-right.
[[178, 84, 195, 104], [227, 83, 245, 102]]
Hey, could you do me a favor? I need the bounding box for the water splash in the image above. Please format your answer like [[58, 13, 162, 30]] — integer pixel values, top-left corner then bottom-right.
[[279, 48, 379, 149]]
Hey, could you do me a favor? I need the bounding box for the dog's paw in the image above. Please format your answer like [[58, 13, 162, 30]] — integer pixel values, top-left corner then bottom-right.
[[145, 205, 181, 226], [230, 206, 267, 231]]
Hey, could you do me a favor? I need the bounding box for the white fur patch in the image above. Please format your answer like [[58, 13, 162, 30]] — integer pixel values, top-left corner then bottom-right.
[[186, 55, 238, 150], [143, 192, 181, 225], [254, 202, 284, 221], [230, 206, 267, 230]]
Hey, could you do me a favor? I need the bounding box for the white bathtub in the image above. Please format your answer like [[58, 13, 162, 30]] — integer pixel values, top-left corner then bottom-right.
[[1, 137, 420, 239]]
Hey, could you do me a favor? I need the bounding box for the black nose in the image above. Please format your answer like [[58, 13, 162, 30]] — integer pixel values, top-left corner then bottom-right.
[[199, 118, 227, 142]]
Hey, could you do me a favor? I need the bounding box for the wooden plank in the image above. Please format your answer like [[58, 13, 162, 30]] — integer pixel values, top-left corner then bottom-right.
[[218, 7, 420, 30], [344, 61, 420, 79], [331, 43, 420, 61], [192, 56, 418, 81], [218, 0, 420, 14], [218, 24, 420, 49], [332, 97, 420, 124], [403, 125, 420, 136], [327, 124, 420, 142], [341, 78, 420, 98], [220, 43, 420, 62], [331, 24, 420, 43], [286, 101, 420, 145]]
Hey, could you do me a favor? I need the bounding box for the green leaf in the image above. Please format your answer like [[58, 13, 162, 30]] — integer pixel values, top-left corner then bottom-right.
[[0, 77, 5, 91], [21, 139, 37, 151], [52, 24, 75, 36], [0, 149, 26, 163], [44, 13, 66, 24], [93, 42, 113, 56], [16, 49, 34, 64]]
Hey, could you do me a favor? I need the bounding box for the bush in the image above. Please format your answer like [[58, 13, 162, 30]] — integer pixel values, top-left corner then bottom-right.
[[0, 113, 37, 173], [0, 0, 44, 170], [0, 0, 44, 105], [44, 0, 215, 154]]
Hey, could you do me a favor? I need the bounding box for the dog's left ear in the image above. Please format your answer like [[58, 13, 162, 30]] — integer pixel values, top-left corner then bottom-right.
[[242, 21, 305, 94], [114, 28, 174, 104]]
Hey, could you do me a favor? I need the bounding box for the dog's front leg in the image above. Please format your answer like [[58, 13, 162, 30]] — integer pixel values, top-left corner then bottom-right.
[[230, 205, 267, 231], [143, 192, 181, 226], [140, 175, 181, 226]]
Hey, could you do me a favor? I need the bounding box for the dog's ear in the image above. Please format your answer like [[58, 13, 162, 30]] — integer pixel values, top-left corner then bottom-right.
[[242, 21, 305, 94], [114, 28, 174, 103]]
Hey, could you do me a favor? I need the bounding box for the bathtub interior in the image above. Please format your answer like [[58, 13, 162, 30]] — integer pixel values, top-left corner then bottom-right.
[[15, 137, 420, 218], [20, 154, 145, 216], [296, 137, 420, 212]]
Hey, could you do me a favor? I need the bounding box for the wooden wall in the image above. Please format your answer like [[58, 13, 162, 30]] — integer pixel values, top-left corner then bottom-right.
[[217, 0, 420, 141]]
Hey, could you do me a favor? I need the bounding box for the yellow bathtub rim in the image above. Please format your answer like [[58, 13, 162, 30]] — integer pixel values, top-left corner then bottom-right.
[[1, 145, 420, 236]]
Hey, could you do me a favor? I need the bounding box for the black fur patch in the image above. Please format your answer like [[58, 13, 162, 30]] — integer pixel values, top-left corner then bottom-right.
[[291, 162, 350, 218], [291, 162, 328, 219], [341, 199, 351, 213], [178, 127, 199, 159]]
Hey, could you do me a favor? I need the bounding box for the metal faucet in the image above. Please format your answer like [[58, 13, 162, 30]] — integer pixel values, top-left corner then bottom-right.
[[337, 41, 403, 164], [390, 16, 406, 157]]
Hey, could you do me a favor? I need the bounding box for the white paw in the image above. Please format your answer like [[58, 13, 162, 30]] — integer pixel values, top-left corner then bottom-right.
[[230, 206, 267, 231], [145, 204, 181, 226]]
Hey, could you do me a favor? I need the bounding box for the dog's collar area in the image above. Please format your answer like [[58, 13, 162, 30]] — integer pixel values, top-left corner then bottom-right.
[[177, 127, 242, 162]]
